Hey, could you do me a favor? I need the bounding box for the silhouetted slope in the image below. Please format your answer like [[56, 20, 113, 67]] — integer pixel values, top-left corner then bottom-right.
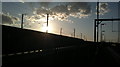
[[2, 25, 84, 54], [2, 25, 120, 66]]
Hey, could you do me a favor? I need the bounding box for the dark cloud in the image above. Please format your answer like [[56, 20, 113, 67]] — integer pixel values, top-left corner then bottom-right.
[[51, 5, 68, 14], [2, 14, 13, 24], [2, 13, 20, 24], [67, 2, 91, 15], [99, 3, 109, 15], [35, 7, 51, 15]]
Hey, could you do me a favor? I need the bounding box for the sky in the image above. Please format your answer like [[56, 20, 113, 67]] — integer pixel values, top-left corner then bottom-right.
[[1, 2, 120, 42]]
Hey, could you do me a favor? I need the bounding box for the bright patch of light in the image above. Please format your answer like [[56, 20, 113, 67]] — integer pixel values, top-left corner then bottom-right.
[[40, 49, 43, 52], [41, 23, 52, 33], [40, 18, 47, 22]]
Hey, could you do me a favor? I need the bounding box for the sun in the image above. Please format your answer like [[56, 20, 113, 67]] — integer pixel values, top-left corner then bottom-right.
[[41, 23, 52, 33], [40, 16, 54, 33]]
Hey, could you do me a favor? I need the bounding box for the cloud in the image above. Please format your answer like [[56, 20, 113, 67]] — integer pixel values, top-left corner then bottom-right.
[[51, 5, 68, 14], [39, 2, 50, 8], [31, 2, 92, 23], [19, 0, 25, 3], [27, 2, 50, 11], [67, 2, 91, 15], [2, 13, 20, 24], [99, 3, 109, 15], [34, 7, 52, 15]]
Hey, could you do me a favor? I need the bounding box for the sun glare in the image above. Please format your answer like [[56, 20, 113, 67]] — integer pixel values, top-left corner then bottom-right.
[[41, 23, 52, 33], [39, 16, 54, 33]]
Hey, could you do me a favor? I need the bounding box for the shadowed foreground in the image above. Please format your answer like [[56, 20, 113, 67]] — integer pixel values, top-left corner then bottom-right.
[[2, 25, 120, 66]]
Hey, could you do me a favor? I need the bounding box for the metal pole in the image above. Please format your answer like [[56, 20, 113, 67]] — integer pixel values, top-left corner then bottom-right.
[[97, 2, 99, 42], [97, 2, 99, 20], [81, 33, 82, 39], [101, 24, 105, 42], [97, 24, 99, 42], [74, 28, 75, 38], [60, 28, 62, 35], [21, 14, 24, 29], [46, 13, 49, 33], [103, 33, 105, 42], [100, 24, 102, 42], [94, 20, 96, 42], [84, 35, 86, 41]]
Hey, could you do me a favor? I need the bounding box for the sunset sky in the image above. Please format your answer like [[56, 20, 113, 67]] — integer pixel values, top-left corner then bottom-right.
[[1, 1, 120, 42]]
